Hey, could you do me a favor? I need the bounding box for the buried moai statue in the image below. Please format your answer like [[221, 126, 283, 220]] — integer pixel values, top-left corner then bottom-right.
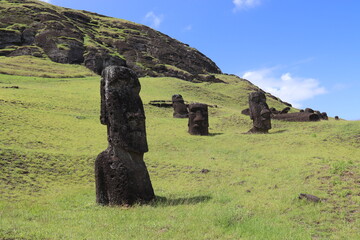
[[248, 91, 271, 133], [95, 65, 155, 205], [172, 94, 189, 118], [188, 103, 209, 135]]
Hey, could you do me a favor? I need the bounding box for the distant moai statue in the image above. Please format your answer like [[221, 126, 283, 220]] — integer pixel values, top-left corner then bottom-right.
[[269, 107, 280, 114], [248, 91, 271, 133], [95, 65, 155, 205], [304, 108, 315, 113], [321, 112, 328, 120], [172, 94, 188, 118], [280, 107, 291, 114], [188, 103, 209, 135], [335, 116, 339, 120]]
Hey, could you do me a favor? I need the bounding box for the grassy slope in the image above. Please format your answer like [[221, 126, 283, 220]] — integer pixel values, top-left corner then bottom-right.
[[0, 56, 96, 78], [0, 59, 359, 239]]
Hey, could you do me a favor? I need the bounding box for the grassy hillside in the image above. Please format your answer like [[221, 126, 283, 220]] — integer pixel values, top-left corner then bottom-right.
[[0, 0, 221, 81], [0, 56, 96, 78], [0, 59, 359, 239]]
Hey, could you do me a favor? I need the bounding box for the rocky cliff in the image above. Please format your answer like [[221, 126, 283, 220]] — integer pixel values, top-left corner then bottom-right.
[[0, 0, 222, 82]]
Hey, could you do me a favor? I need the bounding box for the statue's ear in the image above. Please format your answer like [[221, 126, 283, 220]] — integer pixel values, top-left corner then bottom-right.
[[100, 77, 107, 125]]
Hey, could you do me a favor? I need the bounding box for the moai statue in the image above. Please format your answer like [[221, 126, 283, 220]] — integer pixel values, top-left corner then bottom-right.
[[321, 112, 328, 120], [335, 116, 339, 120], [280, 107, 291, 114], [272, 112, 320, 122], [172, 94, 188, 118], [269, 107, 280, 114], [304, 108, 315, 113], [248, 91, 271, 133], [188, 103, 209, 135], [95, 65, 155, 206]]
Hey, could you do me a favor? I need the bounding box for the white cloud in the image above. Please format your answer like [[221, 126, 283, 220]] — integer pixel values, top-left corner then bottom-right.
[[233, 0, 261, 11], [144, 11, 163, 29], [39, 0, 51, 3], [183, 25, 192, 32], [242, 68, 327, 108]]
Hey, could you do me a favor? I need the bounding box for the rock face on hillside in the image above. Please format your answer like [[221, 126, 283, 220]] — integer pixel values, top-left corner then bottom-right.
[[0, 0, 222, 82]]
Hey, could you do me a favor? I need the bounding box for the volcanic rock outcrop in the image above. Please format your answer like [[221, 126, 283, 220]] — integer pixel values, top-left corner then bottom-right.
[[0, 0, 221, 82]]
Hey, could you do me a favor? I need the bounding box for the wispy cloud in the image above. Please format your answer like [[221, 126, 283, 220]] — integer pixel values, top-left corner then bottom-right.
[[233, 0, 261, 12], [242, 67, 327, 108], [183, 25, 192, 32], [144, 11, 163, 29]]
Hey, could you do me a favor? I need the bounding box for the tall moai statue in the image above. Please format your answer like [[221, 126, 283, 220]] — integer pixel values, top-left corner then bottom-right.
[[95, 65, 155, 205], [248, 91, 271, 133], [188, 103, 209, 135], [172, 94, 189, 118]]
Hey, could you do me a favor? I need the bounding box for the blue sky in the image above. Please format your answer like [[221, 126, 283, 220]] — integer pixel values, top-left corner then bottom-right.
[[41, 0, 360, 120]]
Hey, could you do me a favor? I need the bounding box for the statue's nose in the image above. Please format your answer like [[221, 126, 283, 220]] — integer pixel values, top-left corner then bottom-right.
[[194, 111, 204, 122]]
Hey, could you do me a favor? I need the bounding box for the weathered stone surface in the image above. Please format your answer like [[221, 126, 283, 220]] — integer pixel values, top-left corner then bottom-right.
[[172, 94, 188, 118], [148, 100, 173, 108], [299, 193, 321, 202], [63, 11, 91, 24], [304, 108, 314, 113], [269, 107, 280, 114], [95, 65, 155, 205], [0, 29, 21, 48], [21, 27, 37, 45], [241, 108, 250, 116], [188, 103, 209, 135], [321, 112, 328, 120], [248, 91, 271, 133], [195, 74, 224, 83], [272, 112, 320, 122], [35, 30, 85, 64], [8, 46, 44, 57], [280, 107, 290, 114], [84, 48, 126, 75]]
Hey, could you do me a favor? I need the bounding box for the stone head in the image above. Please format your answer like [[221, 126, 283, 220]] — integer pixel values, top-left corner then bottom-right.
[[249, 91, 267, 104], [304, 108, 314, 113], [172, 94, 188, 118], [172, 94, 185, 104], [102, 65, 141, 96], [248, 91, 271, 132], [321, 112, 328, 120], [188, 103, 209, 135]]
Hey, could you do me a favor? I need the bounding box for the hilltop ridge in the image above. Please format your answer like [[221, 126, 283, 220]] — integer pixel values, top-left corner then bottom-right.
[[0, 0, 221, 82]]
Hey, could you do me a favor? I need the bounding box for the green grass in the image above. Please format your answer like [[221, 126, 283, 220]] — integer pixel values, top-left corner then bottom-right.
[[0, 70, 359, 239], [0, 56, 96, 78]]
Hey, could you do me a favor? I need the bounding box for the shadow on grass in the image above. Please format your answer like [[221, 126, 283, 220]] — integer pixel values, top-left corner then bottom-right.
[[151, 195, 211, 207], [271, 129, 288, 134], [208, 133, 223, 137]]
